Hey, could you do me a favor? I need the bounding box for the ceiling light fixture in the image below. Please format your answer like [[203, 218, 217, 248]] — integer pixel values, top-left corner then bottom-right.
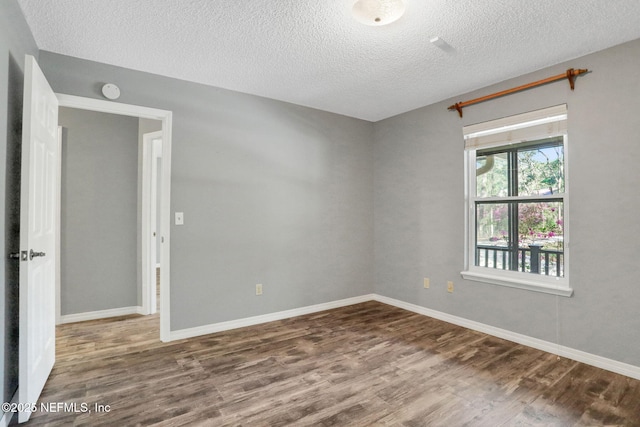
[[352, 0, 405, 26]]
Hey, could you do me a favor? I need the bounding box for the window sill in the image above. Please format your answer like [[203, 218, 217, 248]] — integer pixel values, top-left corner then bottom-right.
[[461, 269, 573, 297]]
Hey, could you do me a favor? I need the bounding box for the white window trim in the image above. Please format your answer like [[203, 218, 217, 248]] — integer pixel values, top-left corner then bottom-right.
[[461, 106, 572, 297], [461, 269, 573, 297]]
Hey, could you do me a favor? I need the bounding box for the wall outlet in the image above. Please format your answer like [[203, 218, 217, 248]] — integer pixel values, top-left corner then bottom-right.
[[255, 284, 263, 295], [447, 281, 454, 293], [423, 278, 430, 289], [175, 212, 184, 225]]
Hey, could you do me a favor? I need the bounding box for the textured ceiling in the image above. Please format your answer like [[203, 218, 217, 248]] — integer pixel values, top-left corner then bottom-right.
[[17, 0, 640, 122]]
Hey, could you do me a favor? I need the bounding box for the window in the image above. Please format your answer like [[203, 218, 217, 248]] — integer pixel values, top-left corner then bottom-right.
[[462, 105, 572, 296]]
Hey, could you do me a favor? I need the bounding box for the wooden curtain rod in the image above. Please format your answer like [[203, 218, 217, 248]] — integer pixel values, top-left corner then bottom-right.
[[448, 68, 589, 118]]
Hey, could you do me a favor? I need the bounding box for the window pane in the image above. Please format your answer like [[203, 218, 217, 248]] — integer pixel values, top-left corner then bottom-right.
[[475, 201, 564, 277], [518, 202, 564, 277], [517, 143, 564, 196], [476, 152, 508, 198], [518, 202, 563, 248], [475, 203, 511, 270]]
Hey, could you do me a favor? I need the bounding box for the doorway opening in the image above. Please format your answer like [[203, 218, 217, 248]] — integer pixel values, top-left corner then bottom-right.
[[16, 56, 173, 424], [55, 94, 172, 342]]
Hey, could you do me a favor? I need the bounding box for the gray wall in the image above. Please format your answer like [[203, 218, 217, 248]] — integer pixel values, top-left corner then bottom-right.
[[374, 38, 640, 367], [0, 0, 38, 408], [59, 107, 140, 314], [40, 52, 375, 330]]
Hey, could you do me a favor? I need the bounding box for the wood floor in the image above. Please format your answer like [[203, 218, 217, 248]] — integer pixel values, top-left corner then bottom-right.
[[24, 301, 640, 426]]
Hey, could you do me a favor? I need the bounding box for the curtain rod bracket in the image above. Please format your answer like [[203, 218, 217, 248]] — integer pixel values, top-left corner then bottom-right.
[[453, 103, 463, 118], [567, 68, 576, 90], [448, 68, 589, 118]]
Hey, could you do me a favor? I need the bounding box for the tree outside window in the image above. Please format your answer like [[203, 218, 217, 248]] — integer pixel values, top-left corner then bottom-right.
[[475, 137, 564, 276]]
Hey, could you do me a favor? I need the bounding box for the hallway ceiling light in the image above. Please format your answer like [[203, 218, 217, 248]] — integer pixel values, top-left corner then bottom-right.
[[352, 0, 405, 26]]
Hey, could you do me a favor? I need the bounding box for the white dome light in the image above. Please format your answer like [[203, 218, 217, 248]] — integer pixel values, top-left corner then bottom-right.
[[352, 0, 405, 26]]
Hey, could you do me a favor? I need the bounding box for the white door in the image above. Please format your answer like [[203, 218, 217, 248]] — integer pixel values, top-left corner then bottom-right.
[[18, 55, 59, 423]]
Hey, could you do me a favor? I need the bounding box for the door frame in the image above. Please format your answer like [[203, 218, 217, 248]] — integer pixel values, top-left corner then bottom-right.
[[55, 94, 172, 342], [142, 130, 163, 315]]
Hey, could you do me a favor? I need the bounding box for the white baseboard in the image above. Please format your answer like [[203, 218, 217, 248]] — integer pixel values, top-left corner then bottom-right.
[[59, 306, 145, 324], [169, 294, 375, 341], [0, 389, 17, 427], [372, 294, 640, 381], [166, 292, 640, 381]]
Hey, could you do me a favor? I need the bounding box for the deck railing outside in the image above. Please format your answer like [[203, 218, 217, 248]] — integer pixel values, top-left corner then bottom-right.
[[476, 244, 563, 277]]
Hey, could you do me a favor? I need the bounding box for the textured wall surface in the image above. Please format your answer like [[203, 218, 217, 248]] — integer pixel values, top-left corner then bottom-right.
[[374, 38, 640, 366], [40, 51, 375, 331], [16, 1, 640, 121], [0, 0, 38, 408], [59, 108, 140, 314]]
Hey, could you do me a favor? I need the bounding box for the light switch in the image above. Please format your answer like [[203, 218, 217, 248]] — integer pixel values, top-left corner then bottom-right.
[[175, 212, 184, 225]]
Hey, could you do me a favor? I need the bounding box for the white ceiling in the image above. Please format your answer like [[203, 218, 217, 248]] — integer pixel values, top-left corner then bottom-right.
[[17, 0, 640, 122]]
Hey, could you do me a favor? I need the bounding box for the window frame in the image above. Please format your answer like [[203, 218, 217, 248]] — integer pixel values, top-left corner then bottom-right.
[[461, 106, 572, 297]]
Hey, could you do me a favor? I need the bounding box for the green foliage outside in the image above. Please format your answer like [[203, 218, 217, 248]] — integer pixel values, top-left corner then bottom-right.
[[476, 142, 564, 251]]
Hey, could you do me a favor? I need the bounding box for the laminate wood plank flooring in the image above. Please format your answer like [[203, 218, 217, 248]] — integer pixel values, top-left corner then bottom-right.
[[23, 301, 640, 426]]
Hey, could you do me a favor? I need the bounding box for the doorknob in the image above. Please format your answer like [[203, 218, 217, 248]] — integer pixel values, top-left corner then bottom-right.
[[29, 249, 46, 260]]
